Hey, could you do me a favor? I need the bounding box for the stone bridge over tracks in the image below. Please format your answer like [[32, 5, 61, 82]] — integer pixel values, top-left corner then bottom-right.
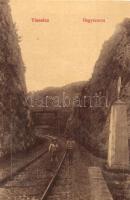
[[30, 106, 70, 136]]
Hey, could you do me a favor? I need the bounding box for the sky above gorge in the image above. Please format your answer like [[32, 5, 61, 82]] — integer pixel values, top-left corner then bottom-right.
[[10, 0, 130, 91]]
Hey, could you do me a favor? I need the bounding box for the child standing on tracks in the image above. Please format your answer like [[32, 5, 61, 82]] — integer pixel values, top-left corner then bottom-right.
[[49, 138, 59, 164], [66, 137, 75, 165]]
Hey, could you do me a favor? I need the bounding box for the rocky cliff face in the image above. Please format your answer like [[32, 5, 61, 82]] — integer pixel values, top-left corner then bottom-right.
[[68, 18, 130, 158], [0, 0, 35, 157]]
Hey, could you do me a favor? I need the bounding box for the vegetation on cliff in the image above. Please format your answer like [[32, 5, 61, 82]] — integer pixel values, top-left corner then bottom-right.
[[67, 18, 130, 157], [0, 0, 34, 157]]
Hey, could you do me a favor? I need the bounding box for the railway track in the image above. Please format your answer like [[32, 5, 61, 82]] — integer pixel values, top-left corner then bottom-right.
[[40, 151, 67, 200], [40, 147, 91, 200], [0, 149, 50, 200], [0, 149, 48, 186], [0, 144, 93, 200], [0, 149, 67, 200], [40, 151, 79, 200]]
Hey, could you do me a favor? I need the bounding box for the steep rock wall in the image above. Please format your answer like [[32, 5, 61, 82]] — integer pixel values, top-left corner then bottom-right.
[[67, 18, 130, 158], [0, 0, 35, 157]]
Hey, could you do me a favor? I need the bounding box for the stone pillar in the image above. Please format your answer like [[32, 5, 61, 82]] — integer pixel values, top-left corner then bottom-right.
[[108, 99, 129, 170]]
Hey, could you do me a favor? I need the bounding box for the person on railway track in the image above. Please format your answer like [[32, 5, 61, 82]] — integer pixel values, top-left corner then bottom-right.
[[49, 138, 59, 164], [66, 137, 75, 165]]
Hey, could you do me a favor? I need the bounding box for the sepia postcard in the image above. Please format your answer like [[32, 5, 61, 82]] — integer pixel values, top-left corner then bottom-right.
[[0, 0, 130, 199]]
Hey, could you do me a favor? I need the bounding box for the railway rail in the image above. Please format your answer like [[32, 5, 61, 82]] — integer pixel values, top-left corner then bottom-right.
[[40, 151, 67, 200], [0, 149, 48, 186], [0, 135, 58, 186], [0, 143, 94, 200], [0, 148, 67, 200], [41, 147, 91, 200]]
